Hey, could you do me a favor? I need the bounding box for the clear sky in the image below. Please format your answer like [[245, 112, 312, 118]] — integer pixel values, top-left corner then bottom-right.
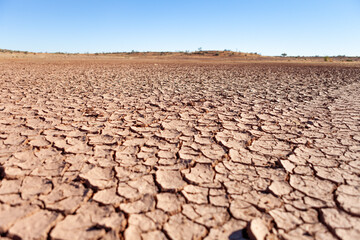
[[0, 0, 359, 56]]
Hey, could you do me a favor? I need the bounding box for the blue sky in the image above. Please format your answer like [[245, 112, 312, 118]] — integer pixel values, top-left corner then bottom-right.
[[0, 0, 359, 56]]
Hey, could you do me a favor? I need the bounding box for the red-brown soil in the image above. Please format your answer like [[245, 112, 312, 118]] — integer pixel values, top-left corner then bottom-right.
[[0, 54, 359, 239]]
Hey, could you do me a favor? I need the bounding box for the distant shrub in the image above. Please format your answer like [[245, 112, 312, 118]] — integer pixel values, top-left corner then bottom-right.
[[324, 56, 329, 61]]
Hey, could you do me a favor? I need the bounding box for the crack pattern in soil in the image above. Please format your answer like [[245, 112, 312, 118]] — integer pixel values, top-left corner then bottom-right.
[[0, 61, 359, 240]]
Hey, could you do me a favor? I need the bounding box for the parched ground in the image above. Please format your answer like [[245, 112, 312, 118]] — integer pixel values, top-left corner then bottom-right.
[[0, 59, 359, 240]]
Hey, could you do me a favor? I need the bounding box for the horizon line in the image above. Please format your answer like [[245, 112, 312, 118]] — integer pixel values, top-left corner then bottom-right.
[[1, 48, 359, 58]]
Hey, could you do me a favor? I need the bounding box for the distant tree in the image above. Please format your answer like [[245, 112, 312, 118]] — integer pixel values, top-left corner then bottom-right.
[[198, 47, 202, 52], [281, 53, 287, 57]]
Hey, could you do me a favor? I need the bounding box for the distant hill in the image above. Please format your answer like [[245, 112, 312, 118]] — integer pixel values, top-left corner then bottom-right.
[[1, 48, 359, 63], [0, 48, 260, 57]]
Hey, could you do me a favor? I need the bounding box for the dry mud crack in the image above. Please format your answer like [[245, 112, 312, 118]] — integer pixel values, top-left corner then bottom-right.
[[0, 60, 359, 240]]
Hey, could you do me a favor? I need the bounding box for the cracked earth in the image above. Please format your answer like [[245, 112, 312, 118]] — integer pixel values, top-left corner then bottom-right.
[[0, 60, 359, 240]]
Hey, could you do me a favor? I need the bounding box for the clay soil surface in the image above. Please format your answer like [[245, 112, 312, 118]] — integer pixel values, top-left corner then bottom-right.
[[0, 54, 360, 240]]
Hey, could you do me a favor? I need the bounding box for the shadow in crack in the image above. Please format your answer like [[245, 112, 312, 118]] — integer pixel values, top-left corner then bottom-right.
[[228, 228, 250, 240], [0, 166, 5, 180]]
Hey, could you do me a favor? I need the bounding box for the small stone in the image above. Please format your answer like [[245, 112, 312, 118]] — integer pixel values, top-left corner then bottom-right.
[[247, 218, 270, 240]]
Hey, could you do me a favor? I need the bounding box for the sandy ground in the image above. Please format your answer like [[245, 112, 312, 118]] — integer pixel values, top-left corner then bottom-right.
[[0, 56, 359, 240]]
